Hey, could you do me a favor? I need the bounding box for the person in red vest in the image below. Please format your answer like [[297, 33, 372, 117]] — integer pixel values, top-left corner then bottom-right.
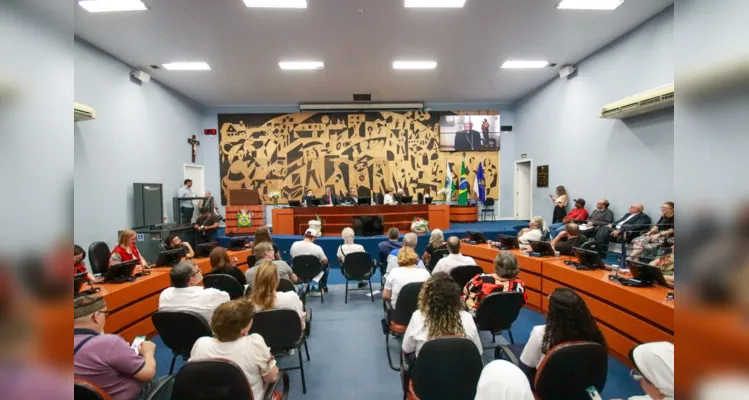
[[109, 229, 146, 273]]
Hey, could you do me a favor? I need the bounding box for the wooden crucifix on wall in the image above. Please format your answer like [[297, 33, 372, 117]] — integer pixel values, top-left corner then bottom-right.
[[187, 135, 200, 163]]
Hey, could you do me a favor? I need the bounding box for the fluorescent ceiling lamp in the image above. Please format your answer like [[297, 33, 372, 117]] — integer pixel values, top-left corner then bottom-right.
[[279, 61, 324, 70], [501, 60, 549, 69], [243, 0, 308, 8], [393, 61, 437, 70], [161, 62, 211, 71], [78, 0, 147, 13], [405, 0, 466, 8], [556, 0, 624, 10]]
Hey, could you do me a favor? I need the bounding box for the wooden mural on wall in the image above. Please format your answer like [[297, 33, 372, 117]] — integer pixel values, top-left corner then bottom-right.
[[218, 111, 499, 205]]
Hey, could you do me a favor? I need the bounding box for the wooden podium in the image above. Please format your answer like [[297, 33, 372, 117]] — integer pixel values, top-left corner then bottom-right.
[[225, 189, 264, 235]]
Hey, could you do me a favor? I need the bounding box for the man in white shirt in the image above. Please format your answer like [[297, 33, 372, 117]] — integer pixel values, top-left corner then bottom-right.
[[290, 228, 329, 295], [158, 260, 230, 324], [177, 179, 195, 224], [432, 236, 477, 275], [386, 232, 425, 275]]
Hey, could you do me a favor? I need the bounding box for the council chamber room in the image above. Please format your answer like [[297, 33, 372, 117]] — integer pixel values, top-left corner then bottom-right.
[[72, 1, 677, 400]]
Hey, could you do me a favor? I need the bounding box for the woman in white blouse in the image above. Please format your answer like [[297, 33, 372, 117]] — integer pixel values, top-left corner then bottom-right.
[[402, 273, 482, 357], [516, 216, 545, 247], [250, 261, 306, 328], [550, 185, 569, 224], [337, 227, 369, 288], [383, 247, 431, 308]]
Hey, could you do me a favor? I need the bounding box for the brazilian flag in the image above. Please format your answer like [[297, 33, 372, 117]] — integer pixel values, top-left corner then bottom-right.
[[458, 159, 468, 206]]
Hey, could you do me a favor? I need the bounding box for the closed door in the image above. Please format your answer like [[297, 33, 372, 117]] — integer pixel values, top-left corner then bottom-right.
[[515, 161, 532, 220]]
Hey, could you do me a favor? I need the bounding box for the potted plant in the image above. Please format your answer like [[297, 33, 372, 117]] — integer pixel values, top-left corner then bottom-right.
[[269, 191, 281, 207]]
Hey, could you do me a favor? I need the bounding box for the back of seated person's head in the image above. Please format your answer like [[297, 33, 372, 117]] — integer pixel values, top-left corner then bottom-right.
[[531, 216, 545, 229], [494, 251, 519, 279], [388, 227, 400, 240], [341, 227, 355, 244], [417, 273, 463, 339], [565, 223, 580, 236], [211, 298, 255, 343], [304, 228, 317, 241], [250, 261, 278, 309], [253, 242, 273, 260], [397, 246, 419, 267], [74, 295, 106, 330], [253, 225, 273, 245], [209, 246, 231, 270], [429, 229, 444, 248], [403, 232, 418, 249], [630, 342, 674, 400], [543, 287, 605, 354], [170, 260, 198, 288], [446, 236, 461, 254]]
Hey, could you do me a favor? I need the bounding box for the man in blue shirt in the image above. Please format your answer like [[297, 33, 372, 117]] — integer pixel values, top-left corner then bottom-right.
[[177, 179, 194, 224], [386, 232, 426, 275]]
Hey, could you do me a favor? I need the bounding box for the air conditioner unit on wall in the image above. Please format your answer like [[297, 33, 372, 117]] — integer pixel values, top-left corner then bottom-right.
[[74, 102, 96, 121], [599, 83, 674, 119]]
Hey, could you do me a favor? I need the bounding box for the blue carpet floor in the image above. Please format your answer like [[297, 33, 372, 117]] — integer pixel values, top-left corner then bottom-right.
[[152, 283, 643, 399]]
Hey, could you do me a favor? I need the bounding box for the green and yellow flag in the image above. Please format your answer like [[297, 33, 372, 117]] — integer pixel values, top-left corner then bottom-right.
[[458, 159, 468, 206]]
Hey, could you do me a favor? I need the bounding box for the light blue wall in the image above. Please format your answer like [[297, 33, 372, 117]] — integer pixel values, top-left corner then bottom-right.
[[74, 40, 204, 251], [501, 7, 674, 223], [200, 103, 514, 224]]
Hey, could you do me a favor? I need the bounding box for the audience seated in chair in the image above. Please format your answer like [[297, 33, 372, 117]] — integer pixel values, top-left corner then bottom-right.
[[474, 360, 534, 400], [207, 246, 246, 286], [249, 261, 306, 329], [584, 199, 615, 229], [402, 273, 482, 357], [158, 260, 230, 324], [550, 223, 587, 256], [190, 298, 280, 400], [432, 236, 477, 275], [74, 295, 172, 400], [627, 342, 674, 400], [109, 229, 147, 273], [337, 227, 368, 288], [514, 217, 545, 249], [630, 202, 675, 260], [549, 198, 589, 237], [386, 232, 426, 275], [290, 228, 329, 296], [378, 227, 403, 264], [249, 225, 281, 260], [384, 247, 431, 309], [463, 251, 527, 316], [421, 229, 447, 266], [649, 245, 675, 286], [75, 244, 94, 281], [585, 203, 651, 247], [518, 287, 606, 383], [246, 242, 296, 289], [163, 234, 194, 259]]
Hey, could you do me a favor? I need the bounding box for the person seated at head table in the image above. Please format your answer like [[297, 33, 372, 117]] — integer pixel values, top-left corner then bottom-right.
[[246, 242, 297, 290], [301, 189, 315, 206], [337, 227, 369, 288], [158, 260, 230, 325], [395, 188, 406, 202], [549, 198, 589, 237], [550, 223, 587, 256], [492, 216, 544, 250], [249, 225, 281, 260], [206, 246, 246, 286], [249, 261, 305, 328], [383, 247, 431, 308], [629, 202, 675, 260], [163, 234, 194, 259], [109, 229, 147, 273], [344, 187, 358, 204], [74, 244, 94, 281], [194, 207, 221, 245], [422, 228, 447, 266], [401, 273, 482, 357], [386, 232, 426, 275], [190, 298, 280, 400], [383, 188, 397, 205], [74, 295, 168, 400], [463, 251, 527, 316], [518, 287, 606, 384], [647, 245, 675, 286], [321, 186, 339, 206], [432, 236, 477, 275]]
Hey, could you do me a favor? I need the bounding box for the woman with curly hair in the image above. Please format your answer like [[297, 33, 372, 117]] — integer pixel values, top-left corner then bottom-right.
[[520, 287, 606, 372], [401, 273, 482, 356]]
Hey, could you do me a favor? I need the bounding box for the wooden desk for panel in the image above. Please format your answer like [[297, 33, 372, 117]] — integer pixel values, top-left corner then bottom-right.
[[271, 204, 450, 236], [461, 244, 674, 363], [93, 249, 252, 343], [450, 205, 478, 223]]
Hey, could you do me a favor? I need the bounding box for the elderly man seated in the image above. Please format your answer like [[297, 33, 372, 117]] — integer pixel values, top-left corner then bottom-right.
[[585, 203, 651, 248], [386, 232, 426, 275]]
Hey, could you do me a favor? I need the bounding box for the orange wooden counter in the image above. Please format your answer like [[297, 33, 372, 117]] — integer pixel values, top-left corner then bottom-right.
[[272, 204, 450, 236], [90, 249, 252, 343], [461, 244, 674, 363], [449, 205, 478, 223]]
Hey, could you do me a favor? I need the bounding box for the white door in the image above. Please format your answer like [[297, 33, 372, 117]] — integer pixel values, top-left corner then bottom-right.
[[183, 164, 205, 204], [514, 160, 532, 220]]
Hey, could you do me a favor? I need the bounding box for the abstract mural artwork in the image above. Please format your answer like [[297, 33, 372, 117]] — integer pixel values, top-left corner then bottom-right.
[[218, 111, 499, 205]]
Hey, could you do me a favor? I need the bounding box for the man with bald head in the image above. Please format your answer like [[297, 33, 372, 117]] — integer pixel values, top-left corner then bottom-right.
[[432, 236, 477, 275], [588, 203, 651, 248]]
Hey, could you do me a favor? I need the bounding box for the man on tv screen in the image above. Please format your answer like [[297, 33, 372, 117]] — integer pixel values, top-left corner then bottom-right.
[[454, 122, 483, 151]]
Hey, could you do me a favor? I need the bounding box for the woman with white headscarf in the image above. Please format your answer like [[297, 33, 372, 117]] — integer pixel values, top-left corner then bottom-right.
[[628, 342, 674, 400], [474, 360, 534, 400]]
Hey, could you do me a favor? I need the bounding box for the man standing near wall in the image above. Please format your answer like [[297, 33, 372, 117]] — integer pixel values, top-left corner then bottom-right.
[[178, 179, 194, 225]]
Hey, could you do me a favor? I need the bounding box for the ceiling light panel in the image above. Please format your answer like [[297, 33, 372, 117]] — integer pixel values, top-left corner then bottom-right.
[[501, 60, 549, 69], [404, 0, 467, 8], [556, 0, 624, 10], [393, 61, 438, 69], [78, 0, 148, 13], [161, 62, 211, 70], [279, 61, 324, 70], [244, 0, 308, 8]]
